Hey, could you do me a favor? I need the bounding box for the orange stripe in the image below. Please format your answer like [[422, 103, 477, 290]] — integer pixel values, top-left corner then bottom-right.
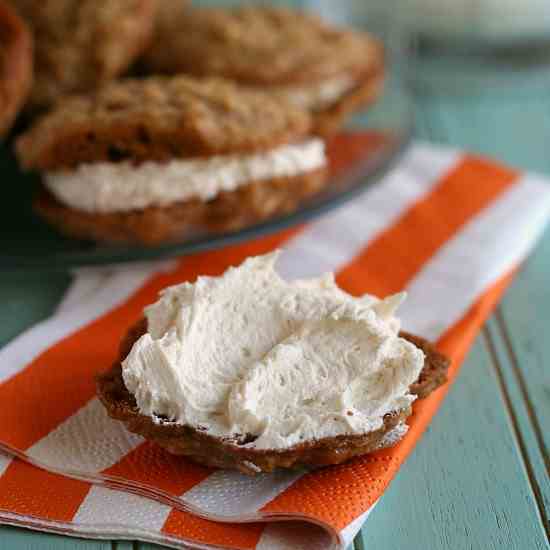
[[337, 156, 518, 297], [103, 441, 212, 496], [162, 508, 264, 550], [262, 271, 515, 530], [0, 229, 298, 451], [0, 459, 90, 521]]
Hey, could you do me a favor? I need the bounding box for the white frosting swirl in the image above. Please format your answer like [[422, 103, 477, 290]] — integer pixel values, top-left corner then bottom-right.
[[122, 252, 424, 450]]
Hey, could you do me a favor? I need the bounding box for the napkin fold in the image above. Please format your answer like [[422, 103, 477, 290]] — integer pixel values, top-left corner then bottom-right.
[[0, 136, 549, 550]]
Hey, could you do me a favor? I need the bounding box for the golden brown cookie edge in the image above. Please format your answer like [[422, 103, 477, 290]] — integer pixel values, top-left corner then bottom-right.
[[312, 41, 385, 138]]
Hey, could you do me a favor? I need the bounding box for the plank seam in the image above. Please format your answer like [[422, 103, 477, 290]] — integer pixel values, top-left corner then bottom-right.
[[415, 100, 439, 144], [482, 327, 550, 540], [353, 533, 366, 550], [495, 307, 550, 476]]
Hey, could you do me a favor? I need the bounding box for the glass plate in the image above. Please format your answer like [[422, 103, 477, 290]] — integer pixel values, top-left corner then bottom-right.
[[1, 74, 415, 271], [0, 12, 414, 271], [0, 129, 410, 271]]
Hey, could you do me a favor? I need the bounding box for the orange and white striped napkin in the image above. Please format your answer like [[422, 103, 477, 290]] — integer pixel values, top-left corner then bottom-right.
[[0, 134, 549, 550]]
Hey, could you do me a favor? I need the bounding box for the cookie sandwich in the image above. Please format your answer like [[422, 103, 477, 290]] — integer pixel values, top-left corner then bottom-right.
[[0, 0, 32, 136], [144, 5, 384, 137], [16, 76, 328, 244], [9, 0, 157, 110], [98, 252, 449, 474]]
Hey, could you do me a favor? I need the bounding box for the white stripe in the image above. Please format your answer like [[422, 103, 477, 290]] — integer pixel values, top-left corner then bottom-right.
[[401, 174, 550, 340], [339, 505, 376, 548], [0, 265, 161, 384], [183, 469, 301, 519], [0, 452, 12, 478], [27, 398, 143, 474], [256, 522, 334, 550], [74, 485, 171, 531], [59, 260, 178, 315], [278, 144, 460, 279], [55, 271, 111, 315]]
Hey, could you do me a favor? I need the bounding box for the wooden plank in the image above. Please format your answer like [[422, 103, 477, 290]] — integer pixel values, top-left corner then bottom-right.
[[0, 526, 110, 550], [416, 83, 550, 529], [135, 539, 358, 549], [0, 272, 70, 348], [486, 316, 550, 536], [357, 81, 550, 549], [416, 75, 550, 463], [357, 338, 549, 549], [415, 92, 550, 173], [496, 186, 550, 480]]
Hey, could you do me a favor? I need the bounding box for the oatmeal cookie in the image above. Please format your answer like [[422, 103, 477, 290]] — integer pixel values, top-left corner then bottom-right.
[[0, 0, 32, 136], [9, 0, 157, 109], [143, 6, 384, 136]]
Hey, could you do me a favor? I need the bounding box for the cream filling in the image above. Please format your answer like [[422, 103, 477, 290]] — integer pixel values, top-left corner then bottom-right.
[[275, 76, 357, 110], [122, 252, 425, 451], [43, 139, 326, 214]]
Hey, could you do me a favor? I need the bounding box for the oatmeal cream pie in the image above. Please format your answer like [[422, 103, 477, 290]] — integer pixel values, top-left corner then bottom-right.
[[8, 0, 157, 110], [97, 252, 450, 474], [0, 0, 32, 136], [16, 76, 327, 244], [143, 5, 385, 137]]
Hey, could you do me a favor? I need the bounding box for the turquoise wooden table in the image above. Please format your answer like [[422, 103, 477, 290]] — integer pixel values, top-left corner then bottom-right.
[[1, 56, 550, 550]]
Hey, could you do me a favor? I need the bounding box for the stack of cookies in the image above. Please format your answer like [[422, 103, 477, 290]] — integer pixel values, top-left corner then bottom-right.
[[5, 1, 385, 245]]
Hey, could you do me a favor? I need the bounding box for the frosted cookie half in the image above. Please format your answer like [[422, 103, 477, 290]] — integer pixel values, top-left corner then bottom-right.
[[98, 252, 449, 474]]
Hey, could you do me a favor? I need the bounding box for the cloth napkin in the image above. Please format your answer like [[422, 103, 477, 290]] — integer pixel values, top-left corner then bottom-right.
[[0, 135, 549, 550]]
